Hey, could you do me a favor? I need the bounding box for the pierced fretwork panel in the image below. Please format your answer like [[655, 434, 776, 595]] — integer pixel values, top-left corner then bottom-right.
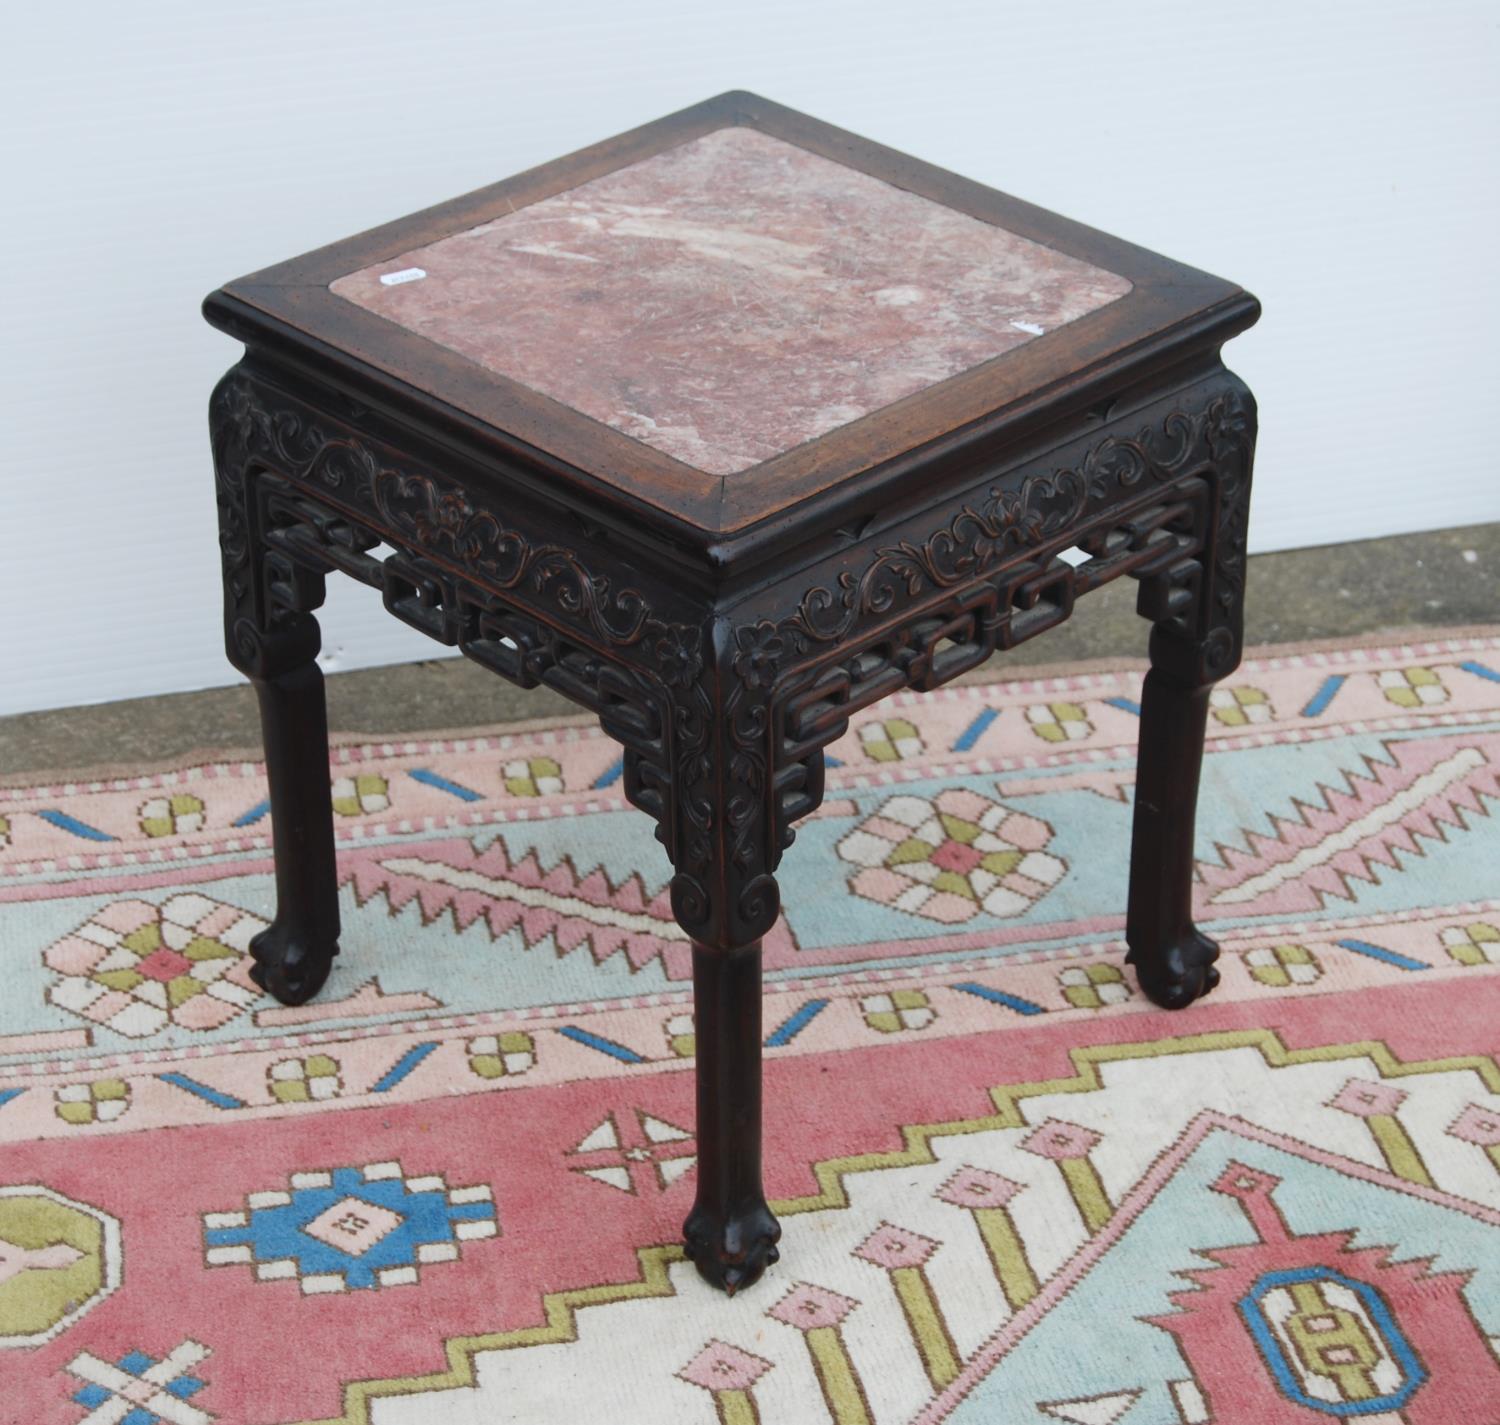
[[257, 473, 670, 776], [778, 480, 1209, 763]]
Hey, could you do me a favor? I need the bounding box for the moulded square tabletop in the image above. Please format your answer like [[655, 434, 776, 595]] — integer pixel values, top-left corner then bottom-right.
[[210, 92, 1256, 539], [329, 126, 1132, 478]]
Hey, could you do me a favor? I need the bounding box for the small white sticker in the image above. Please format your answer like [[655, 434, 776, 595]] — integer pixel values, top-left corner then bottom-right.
[[379, 267, 427, 287], [1010, 319, 1045, 336]]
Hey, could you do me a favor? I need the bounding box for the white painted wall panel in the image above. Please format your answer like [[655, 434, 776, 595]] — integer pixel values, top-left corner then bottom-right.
[[3, 0, 1497, 715]]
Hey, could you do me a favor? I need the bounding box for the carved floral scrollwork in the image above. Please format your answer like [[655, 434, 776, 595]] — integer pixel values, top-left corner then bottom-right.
[[663, 655, 786, 949], [210, 372, 685, 660], [731, 622, 788, 691], [786, 466, 1092, 651], [1196, 390, 1257, 676], [780, 393, 1229, 664], [367, 470, 654, 646]]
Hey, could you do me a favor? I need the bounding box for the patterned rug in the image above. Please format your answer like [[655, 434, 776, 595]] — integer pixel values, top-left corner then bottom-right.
[[3, 629, 1499, 1425]]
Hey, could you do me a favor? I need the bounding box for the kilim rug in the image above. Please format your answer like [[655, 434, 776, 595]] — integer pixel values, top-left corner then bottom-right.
[[2, 629, 1499, 1425]]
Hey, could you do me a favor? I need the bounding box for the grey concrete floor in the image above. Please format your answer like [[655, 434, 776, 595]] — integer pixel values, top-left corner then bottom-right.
[[3, 522, 1495, 776]]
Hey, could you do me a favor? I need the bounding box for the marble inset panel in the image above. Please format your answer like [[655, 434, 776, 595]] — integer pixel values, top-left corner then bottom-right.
[[331, 128, 1131, 476]]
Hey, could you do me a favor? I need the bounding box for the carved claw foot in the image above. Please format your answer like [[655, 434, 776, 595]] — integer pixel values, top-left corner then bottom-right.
[[248, 923, 337, 1006], [1126, 927, 1221, 1010], [683, 1199, 782, 1295]]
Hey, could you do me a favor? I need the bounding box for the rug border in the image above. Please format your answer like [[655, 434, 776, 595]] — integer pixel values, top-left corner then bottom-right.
[[3, 623, 1496, 788]]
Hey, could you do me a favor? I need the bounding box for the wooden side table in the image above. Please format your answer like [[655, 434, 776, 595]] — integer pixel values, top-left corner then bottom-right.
[[204, 92, 1259, 1293]]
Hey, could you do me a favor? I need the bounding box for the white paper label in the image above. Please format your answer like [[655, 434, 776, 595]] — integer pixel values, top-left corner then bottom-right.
[[379, 267, 427, 287], [1010, 319, 1045, 336]]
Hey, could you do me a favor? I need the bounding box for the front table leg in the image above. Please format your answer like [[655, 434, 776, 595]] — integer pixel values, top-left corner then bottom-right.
[[245, 617, 342, 1005], [1126, 418, 1253, 1007], [213, 426, 342, 1007], [1124, 627, 1222, 1008], [682, 940, 781, 1294]]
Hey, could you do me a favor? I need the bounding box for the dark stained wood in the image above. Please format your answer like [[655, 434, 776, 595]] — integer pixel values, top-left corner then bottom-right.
[[683, 942, 779, 1293], [205, 93, 1260, 1294], [247, 650, 341, 1004]]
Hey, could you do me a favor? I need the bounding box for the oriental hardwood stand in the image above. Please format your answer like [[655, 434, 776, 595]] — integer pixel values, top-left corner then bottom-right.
[[205, 91, 1259, 1294]]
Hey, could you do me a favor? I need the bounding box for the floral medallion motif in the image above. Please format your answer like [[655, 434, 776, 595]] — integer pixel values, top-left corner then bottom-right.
[[1378, 666, 1448, 708], [466, 1032, 535, 1079], [502, 757, 563, 797], [1026, 701, 1092, 743], [268, 1056, 342, 1104], [857, 717, 924, 763], [54, 1079, 131, 1126], [860, 989, 935, 1033], [44, 896, 264, 1039], [1059, 962, 1130, 1008], [1245, 943, 1323, 987], [1211, 685, 1273, 727], [837, 790, 1065, 923], [138, 793, 206, 838], [1440, 921, 1499, 966], [332, 774, 390, 816]]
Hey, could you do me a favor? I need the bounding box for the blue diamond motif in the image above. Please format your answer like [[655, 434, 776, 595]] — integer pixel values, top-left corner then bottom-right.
[[204, 1163, 496, 1290]]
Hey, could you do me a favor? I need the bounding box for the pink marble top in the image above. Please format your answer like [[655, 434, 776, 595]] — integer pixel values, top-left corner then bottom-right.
[[331, 128, 1131, 477]]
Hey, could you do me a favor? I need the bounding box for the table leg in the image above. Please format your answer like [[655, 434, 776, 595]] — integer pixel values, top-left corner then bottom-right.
[[1124, 633, 1221, 1008], [1124, 391, 1254, 1008], [213, 381, 343, 1006], [682, 939, 781, 1294], [245, 620, 341, 1005]]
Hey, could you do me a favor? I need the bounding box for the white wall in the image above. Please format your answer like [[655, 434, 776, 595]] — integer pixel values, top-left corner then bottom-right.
[[4, 0, 1497, 716]]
